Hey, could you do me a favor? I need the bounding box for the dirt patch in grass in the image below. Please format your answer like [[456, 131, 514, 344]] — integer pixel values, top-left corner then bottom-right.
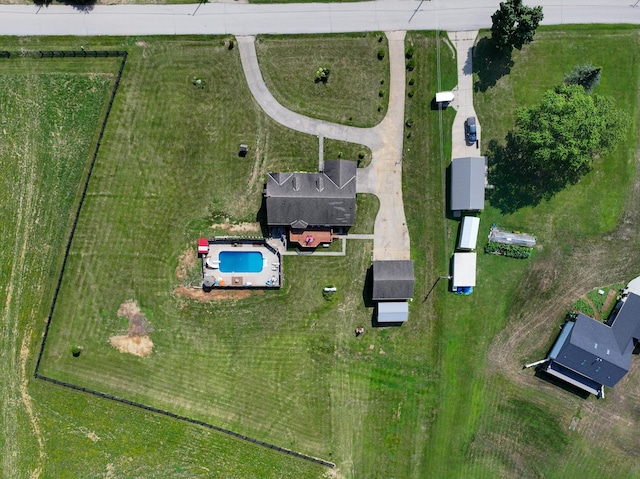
[[110, 300, 154, 357], [175, 286, 253, 302], [175, 247, 197, 282], [210, 221, 262, 233], [109, 335, 154, 357]]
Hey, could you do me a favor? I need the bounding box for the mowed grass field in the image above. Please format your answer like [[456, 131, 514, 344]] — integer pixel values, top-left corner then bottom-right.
[[0, 39, 326, 478], [256, 33, 390, 127], [9, 26, 640, 479], [36, 34, 439, 478]]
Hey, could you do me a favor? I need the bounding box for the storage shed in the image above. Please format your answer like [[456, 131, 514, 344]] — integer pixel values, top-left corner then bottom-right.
[[458, 216, 480, 251], [452, 252, 476, 291], [372, 260, 415, 301], [450, 157, 486, 212], [377, 302, 409, 323]]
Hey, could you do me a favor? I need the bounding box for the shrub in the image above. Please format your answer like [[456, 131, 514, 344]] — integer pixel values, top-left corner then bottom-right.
[[377, 49, 386, 60], [70, 346, 82, 357], [379, 89, 385, 98], [408, 78, 415, 86], [405, 47, 415, 59], [378, 35, 384, 43], [358, 151, 366, 159], [227, 40, 234, 50], [315, 67, 330, 83], [408, 91, 414, 98], [484, 241, 532, 259], [406, 59, 416, 71]]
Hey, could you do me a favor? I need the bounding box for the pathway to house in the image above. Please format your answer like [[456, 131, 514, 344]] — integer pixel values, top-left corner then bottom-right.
[[448, 31, 481, 159], [238, 32, 410, 261]]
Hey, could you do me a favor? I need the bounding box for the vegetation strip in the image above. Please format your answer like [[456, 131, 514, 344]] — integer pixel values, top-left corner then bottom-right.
[[33, 373, 336, 469], [26, 49, 336, 471]]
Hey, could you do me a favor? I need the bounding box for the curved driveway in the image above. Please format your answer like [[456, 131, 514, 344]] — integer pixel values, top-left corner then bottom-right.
[[238, 32, 409, 261]]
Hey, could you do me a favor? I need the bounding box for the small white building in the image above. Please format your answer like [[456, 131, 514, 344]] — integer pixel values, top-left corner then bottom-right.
[[458, 216, 480, 251], [452, 252, 476, 292], [377, 302, 409, 323]]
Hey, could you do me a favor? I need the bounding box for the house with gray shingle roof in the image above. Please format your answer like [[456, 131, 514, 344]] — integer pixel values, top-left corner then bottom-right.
[[544, 292, 640, 397], [264, 159, 357, 229]]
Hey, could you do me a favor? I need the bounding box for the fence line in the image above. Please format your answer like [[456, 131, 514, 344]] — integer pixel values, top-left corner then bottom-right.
[[34, 374, 335, 469], [34, 50, 128, 377], [24, 50, 335, 470]]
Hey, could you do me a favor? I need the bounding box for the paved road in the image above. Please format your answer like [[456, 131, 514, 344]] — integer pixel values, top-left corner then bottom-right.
[[0, 0, 639, 37], [238, 32, 410, 261]]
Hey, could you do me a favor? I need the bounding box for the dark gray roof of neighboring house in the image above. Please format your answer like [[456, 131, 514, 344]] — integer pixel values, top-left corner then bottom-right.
[[264, 160, 357, 227], [450, 157, 486, 211], [372, 260, 415, 300], [611, 293, 640, 351], [554, 313, 630, 387], [550, 293, 640, 389]]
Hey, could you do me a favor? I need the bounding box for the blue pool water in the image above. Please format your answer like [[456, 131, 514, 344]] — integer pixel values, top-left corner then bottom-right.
[[219, 251, 264, 273]]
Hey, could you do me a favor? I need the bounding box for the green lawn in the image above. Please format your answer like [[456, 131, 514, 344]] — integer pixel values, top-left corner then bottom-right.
[[256, 33, 390, 127], [6, 26, 640, 479]]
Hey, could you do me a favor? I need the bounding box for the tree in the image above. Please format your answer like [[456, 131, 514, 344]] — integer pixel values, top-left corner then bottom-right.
[[491, 0, 544, 50], [564, 63, 602, 93], [487, 84, 627, 213], [514, 84, 626, 190]]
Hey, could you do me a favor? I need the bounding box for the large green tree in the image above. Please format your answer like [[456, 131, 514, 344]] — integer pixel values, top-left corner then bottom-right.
[[491, 0, 544, 50], [514, 84, 626, 187]]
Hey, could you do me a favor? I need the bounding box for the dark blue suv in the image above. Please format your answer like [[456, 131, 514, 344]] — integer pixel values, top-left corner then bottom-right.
[[466, 117, 477, 144]]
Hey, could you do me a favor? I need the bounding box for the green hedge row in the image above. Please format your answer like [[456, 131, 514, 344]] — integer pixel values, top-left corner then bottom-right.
[[484, 241, 533, 259]]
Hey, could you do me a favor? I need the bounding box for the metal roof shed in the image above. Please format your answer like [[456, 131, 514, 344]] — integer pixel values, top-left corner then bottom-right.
[[452, 252, 476, 288], [451, 157, 486, 211], [377, 302, 409, 323], [458, 216, 480, 251]]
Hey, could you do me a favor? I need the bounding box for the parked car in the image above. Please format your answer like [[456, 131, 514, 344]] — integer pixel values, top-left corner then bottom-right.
[[465, 116, 477, 144]]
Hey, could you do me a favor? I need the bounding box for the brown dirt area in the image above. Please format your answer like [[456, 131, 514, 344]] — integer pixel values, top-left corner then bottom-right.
[[109, 335, 153, 357], [175, 247, 197, 282], [210, 220, 261, 234], [110, 300, 154, 357], [175, 286, 253, 302]]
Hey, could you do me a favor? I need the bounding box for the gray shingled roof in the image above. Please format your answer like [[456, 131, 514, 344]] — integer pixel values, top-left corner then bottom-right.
[[372, 260, 415, 300], [450, 157, 485, 211], [264, 160, 356, 227], [549, 293, 640, 388]]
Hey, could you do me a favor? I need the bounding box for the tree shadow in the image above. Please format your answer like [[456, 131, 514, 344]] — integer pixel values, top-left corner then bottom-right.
[[34, 0, 95, 12], [473, 37, 514, 93], [486, 134, 584, 214]]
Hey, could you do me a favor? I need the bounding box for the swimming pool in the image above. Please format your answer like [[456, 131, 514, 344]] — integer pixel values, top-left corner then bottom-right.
[[218, 251, 264, 273]]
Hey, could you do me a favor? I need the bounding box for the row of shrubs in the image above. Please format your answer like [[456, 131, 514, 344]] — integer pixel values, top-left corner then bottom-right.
[[484, 241, 533, 259]]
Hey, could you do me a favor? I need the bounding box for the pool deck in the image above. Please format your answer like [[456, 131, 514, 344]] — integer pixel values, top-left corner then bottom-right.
[[202, 239, 283, 289]]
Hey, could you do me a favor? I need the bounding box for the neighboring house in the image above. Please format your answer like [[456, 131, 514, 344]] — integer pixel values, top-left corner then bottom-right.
[[450, 157, 486, 212], [544, 292, 640, 397], [264, 159, 357, 230], [372, 260, 415, 301]]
